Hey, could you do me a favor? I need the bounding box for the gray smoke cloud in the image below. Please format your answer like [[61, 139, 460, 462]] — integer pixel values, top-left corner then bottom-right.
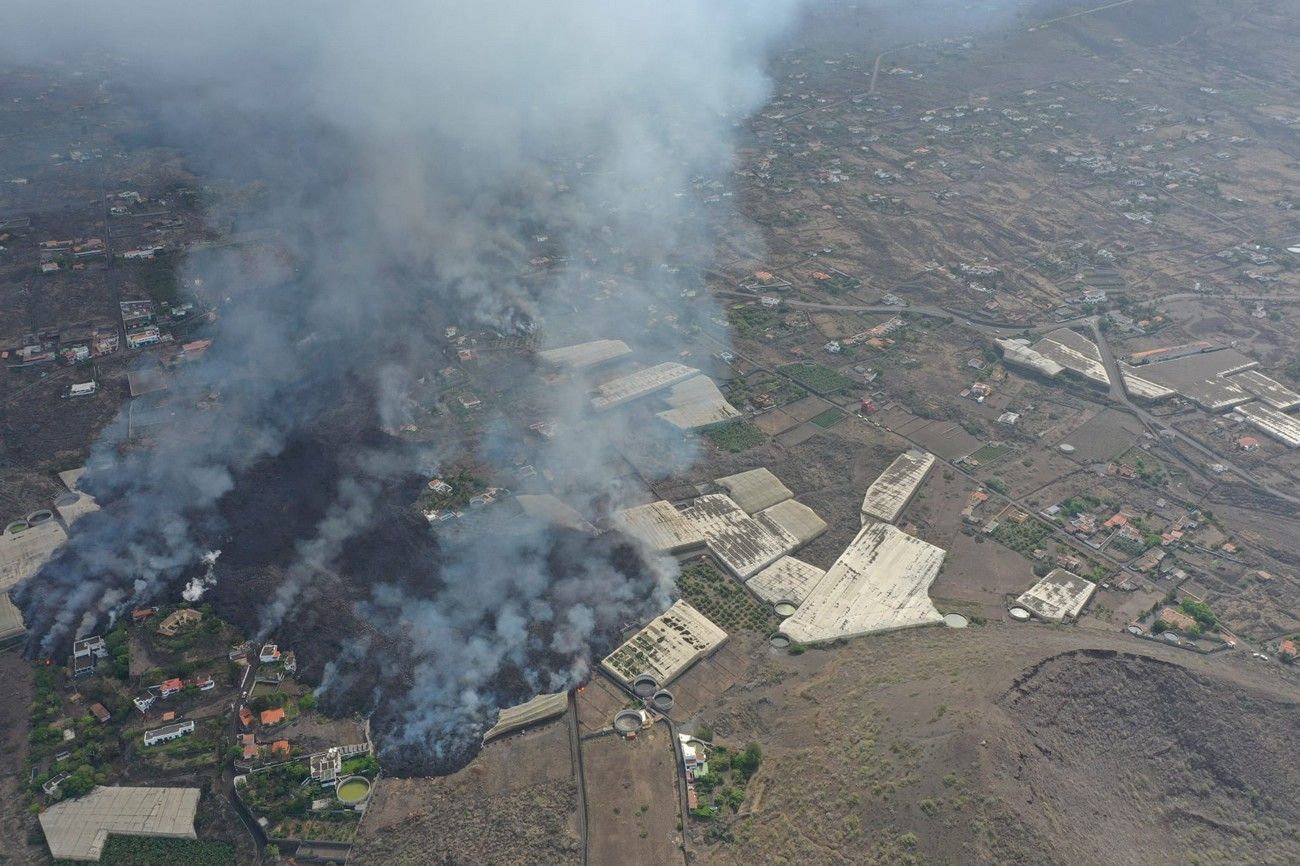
[[7, 0, 802, 768]]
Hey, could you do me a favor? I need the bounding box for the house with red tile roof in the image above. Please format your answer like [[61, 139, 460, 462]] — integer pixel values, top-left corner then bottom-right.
[[260, 708, 286, 726]]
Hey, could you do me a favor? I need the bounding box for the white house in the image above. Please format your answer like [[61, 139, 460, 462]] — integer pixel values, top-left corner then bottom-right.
[[143, 719, 195, 747]]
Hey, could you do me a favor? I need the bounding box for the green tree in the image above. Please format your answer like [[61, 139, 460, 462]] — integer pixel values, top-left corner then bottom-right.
[[733, 743, 763, 781]]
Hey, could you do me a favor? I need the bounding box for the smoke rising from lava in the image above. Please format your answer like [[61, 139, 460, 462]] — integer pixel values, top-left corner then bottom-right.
[[7, 0, 802, 770]]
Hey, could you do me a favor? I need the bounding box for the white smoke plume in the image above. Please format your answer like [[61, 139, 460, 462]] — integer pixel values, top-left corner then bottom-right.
[[7, 0, 803, 770]]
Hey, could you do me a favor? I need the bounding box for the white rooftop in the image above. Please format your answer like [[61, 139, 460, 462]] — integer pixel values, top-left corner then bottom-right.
[[1235, 401, 1300, 448], [680, 494, 799, 579], [746, 556, 826, 606], [536, 339, 632, 370], [601, 599, 728, 686], [1119, 362, 1176, 401], [0, 591, 24, 642], [1229, 369, 1300, 411], [782, 520, 945, 644], [1032, 329, 1110, 387], [592, 362, 699, 410], [758, 498, 828, 546], [0, 519, 68, 592], [39, 786, 200, 861], [614, 501, 706, 553], [1015, 568, 1097, 623], [861, 450, 935, 524], [656, 375, 741, 430], [714, 468, 793, 514], [996, 338, 1064, 378]]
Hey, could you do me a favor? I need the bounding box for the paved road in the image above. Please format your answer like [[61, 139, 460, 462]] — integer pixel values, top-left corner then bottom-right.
[[715, 289, 1068, 336]]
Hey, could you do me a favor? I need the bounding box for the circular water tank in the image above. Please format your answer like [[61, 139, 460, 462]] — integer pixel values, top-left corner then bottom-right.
[[773, 601, 797, 618], [1008, 607, 1031, 622], [631, 675, 658, 699], [1058, 443, 1076, 454], [1127, 625, 1143, 635], [27, 510, 53, 524], [943, 613, 969, 628], [613, 709, 644, 734], [1289, 245, 1300, 255], [4, 521, 29, 535], [769, 632, 791, 649], [650, 689, 674, 712]]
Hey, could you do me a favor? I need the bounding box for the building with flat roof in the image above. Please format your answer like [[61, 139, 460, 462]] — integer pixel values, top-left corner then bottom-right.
[[615, 501, 706, 554], [54, 467, 100, 526], [0, 519, 68, 592], [781, 520, 945, 644], [39, 785, 200, 861], [1126, 349, 1258, 412], [144, 720, 195, 746], [655, 375, 741, 430], [601, 599, 727, 686], [1015, 568, 1097, 623], [1229, 369, 1300, 411], [591, 362, 699, 410], [714, 468, 793, 514], [746, 556, 826, 606], [758, 498, 827, 546], [1235, 401, 1300, 447], [1118, 362, 1177, 401], [860, 450, 936, 524], [482, 690, 569, 744], [0, 592, 24, 643], [536, 339, 632, 370], [999, 329, 1109, 387], [679, 495, 799, 579]]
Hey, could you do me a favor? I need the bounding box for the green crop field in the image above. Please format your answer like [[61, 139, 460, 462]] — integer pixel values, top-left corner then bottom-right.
[[779, 363, 853, 394]]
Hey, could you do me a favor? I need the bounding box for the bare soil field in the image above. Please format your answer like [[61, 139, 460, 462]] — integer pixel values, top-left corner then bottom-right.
[[692, 624, 1300, 866], [583, 721, 683, 866], [352, 718, 581, 866]]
